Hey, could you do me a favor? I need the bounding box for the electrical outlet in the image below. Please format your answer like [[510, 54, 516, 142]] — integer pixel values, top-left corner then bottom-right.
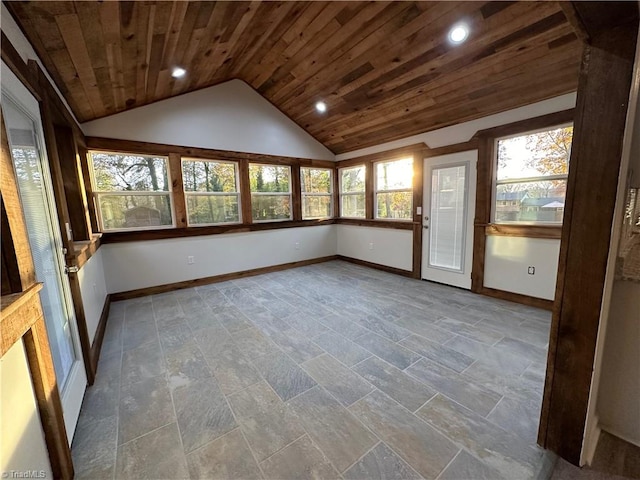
[[528, 266, 535, 275], [295, 242, 300, 250], [368, 242, 374, 250], [188, 256, 195, 265]]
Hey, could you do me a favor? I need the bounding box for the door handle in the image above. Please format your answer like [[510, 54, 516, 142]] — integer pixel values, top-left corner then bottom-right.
[[64, 265, 79, 275]]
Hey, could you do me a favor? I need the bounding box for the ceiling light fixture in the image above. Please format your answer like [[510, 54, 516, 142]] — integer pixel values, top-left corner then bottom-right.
[[448, 23, 469, 44], [172, 67, 187, 78], [315, 101, 327, 113]]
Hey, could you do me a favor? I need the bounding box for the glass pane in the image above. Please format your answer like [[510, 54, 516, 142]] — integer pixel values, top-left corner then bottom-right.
[[430, 165, 467, 271], [340, 166, 365, 193], [182, 159, 238, 192], [495, 180, 566, 223], [302, 195, 332, 219], [376, 191, 412, 219], [301, 168, 331, 193], [497, 126, 572, 181], [3, 97, 76, 389], [97, 194, 173, 230], [90, 151, 170, 191], [376, 157, 413, 190], [341, 193, 365, 218], [251, 194, 291, 221], [186, 195, 240, 225], [249, 164, 290, 192]]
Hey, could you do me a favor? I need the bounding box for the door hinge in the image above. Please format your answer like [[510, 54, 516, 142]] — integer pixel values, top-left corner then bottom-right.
[[64, 265, 79, 274]]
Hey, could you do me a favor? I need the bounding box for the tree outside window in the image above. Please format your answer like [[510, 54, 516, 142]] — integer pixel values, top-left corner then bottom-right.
[[249, 164, 292, 221], [374, 157, 413, 220], [339, 165, 366, 218], [301, 167, 332, 219]]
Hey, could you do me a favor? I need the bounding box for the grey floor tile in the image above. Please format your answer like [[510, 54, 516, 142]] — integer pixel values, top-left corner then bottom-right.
[[231, 327, 280, 360], [74, 451, 115, 480], [152, 294, 185, 325], [494, 336, 548, 364], [438, 449, 506, 480], [350, 313, 412, 342], [227, 381, 306, 461], [186, 308, 225, 332], [200, 289, 233, 308], [270, 328, 324, 364], [354, 333, 420, 370], [317, 313, 369, 340], [284, 312, 330, 338], [349, 390, 458, 479], [125, 302, 154, 324], [302, 354, 374, 407], [261, 435, 340, 480], [77, 374, 119, 426], [158, 324, 195, 353], [461, 361, 543, 401], [172, 376, 237, 453], [406, 358, 502, 417], [477, 317, 549, 348], [444, 335, 531, 375], [436, 317, 504, 345], [116, 423, 189, 480], [343, 443, 422, 480], [165, 342, 213, 389], [121, 341, 165, 386], [486, 395, 542, 444], [352, 356, 435, 412], [313, 331, 372, 367], [214, 305, 253, 333], [249, 308, 292, 336], [200, 337, 262, 395], [186, 429, 262, 480], [118, 375, 175, 444], [252, 351, 317, 401], [399, 334, 474, 373], [122, 319, 158, 351], [288, 387, 378, 473], [94, 350, 122, 383], [391, 316, 454, 344], [72, 415, 117, 472]]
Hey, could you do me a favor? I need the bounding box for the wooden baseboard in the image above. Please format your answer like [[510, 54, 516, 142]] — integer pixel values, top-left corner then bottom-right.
[[336, 255, 414, 278], [89, 294, 111, 380], [479, 286, 554, 311], [111, 256, 339, 300]]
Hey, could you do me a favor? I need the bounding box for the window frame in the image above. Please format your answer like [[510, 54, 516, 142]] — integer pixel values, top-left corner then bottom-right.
[[339, 164, 366, 219], [492, 123, 572, 226], [88, 150, 176, 232], [373, 157, 414, 221], [248, 163, 293, 223], [300, 167, 333, 220], [181, 157, 242, 227]]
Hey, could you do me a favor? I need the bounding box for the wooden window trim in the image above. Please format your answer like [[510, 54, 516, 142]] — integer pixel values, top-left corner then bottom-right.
[[300, 166, 334, 220], [372, 157, 414, 222], [249, 163, 294, 223], [338, 164, 367, 219]]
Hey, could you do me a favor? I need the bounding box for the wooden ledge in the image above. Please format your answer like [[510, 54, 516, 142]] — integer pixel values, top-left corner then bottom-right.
[[335, 218, 416, 230], [1, 283, 43, 357], [74, 234, 102, 269], [485, 224, 562, 239]]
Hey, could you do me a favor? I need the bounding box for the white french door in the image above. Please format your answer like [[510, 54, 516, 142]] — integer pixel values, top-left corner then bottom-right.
[[2, 62, 86, 442], [422, 150, 477, 289]]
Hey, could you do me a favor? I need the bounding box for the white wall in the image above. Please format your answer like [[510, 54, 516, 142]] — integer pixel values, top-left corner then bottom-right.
[[337, 225, 413, 272], [77, 248, 108, 344], [0, 341, 53, 478], [102, 225, 337, 293], [81, 79, 335, 161], [484, 236, 560, 301]]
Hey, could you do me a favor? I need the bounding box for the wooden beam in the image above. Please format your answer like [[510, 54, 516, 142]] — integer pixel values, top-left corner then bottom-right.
[[558, 3, 590, 43], [538, 18, 638, 464]]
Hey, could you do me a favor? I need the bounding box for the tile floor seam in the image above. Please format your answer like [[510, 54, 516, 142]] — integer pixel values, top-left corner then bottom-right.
[[256, 432, 308, 466], [339, 440, 382, 477], [433, 447, 463, 480]]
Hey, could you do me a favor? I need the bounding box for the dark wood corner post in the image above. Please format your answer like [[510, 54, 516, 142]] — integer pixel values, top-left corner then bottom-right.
[[538, 2, 638, 465]]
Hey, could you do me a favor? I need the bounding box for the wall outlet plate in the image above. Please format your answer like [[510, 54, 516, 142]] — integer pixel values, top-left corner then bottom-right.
[[528, 266, 535, 275]]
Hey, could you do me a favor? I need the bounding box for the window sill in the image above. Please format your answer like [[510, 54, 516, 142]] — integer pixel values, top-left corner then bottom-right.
[[74, 234, 103, 269], [485, 224, 562, 239], [335, 218, 416, 230]]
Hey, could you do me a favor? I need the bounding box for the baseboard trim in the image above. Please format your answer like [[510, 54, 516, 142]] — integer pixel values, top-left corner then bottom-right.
[[479, 286, 554, 311], [598, 424, 640, 450], [89, 294, 111, 379], [336, 255, 414, 278], [111, 255, 339, 301]]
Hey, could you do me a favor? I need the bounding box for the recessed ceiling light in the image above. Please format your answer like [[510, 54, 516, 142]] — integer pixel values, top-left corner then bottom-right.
[[172, 67, 187, 78], [448, 24, 469, 44], [315, 101, 327, 113]]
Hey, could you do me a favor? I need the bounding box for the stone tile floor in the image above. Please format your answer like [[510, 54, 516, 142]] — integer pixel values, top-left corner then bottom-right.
[[72, 260, 556, 479]]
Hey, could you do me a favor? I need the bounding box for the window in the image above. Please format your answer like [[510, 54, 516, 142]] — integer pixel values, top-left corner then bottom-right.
[[89, 151, 174, 231], [301, 167, 333, 219], [494, 125, 572, 224], [182, 158, 240, 225], [249, 164, 291, 221], [339, 165, 366, 218], [374, 157, 413, 220]]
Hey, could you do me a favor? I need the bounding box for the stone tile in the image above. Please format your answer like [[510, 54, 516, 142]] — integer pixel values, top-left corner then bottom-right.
[[416, 394, 543, 479], [288, 387, 378, 473], [249, 308, 292, 335], [350, 313, 412, 342], [438, 449, 506, 480], [436, 316, 504, 345], [343, 443, 422, 480], [74, 451, 115, 480], [477, 317, 549, 348], [152, 294, 184, 325], [172, 376, 237, 453], [406, 358, 502, 416], [302, 354, 374, 407], [186, 429, 262, 480], [494, 336, 548, 363], [486, 395, 542, 444], [200, 288, 233, 308], [122, 319, 158, 351], [94, 350, 122, 383], [186, 308, 225, 332], [444, 335, 531, 375], [118, 375, 175, 444], [284, 312, 330, 338], [317, 313, 369, 340], [349, 390, 458, 479], [399, 334, 474, 373], [121, 341, 165, 386], [313, 331, 372, 367], [462, 361, 543, 401], [391, 315, 454, 344], [77, 374, 119, 427], [252, 351, 317, 401], [165, 342, 212, 389], [227, 381, 306, 461], [354, 332, 420, 370], [116, 423, 189, 479], [231, 327, 280, 360], [261, 435, 340, 480], [353, 356, 435, 412], [125, 302, 154, 323], [214, 305, 253, 333], [270, 328, 324, 364], [158, 324, 195, 353], [72, 415, 117, 473]]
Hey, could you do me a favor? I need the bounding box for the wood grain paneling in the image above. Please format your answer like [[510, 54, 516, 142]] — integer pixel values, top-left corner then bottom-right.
[[7, 1, 582, 154]]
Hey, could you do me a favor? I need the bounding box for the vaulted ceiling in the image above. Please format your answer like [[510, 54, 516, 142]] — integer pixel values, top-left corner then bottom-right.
[[6, 1, 582, 154]]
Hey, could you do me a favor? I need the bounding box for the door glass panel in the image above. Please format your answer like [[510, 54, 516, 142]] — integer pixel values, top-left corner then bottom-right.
[[429, 165, 467, 272], [2, 97, 76, 389]]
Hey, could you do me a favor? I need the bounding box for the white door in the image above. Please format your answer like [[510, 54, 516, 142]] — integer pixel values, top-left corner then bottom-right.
[[2, 63, 86, 442], [422, 150, 477, 289]]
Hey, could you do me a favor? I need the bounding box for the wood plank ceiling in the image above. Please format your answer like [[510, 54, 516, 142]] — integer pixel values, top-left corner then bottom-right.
[[6, 1, 582, 154]]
